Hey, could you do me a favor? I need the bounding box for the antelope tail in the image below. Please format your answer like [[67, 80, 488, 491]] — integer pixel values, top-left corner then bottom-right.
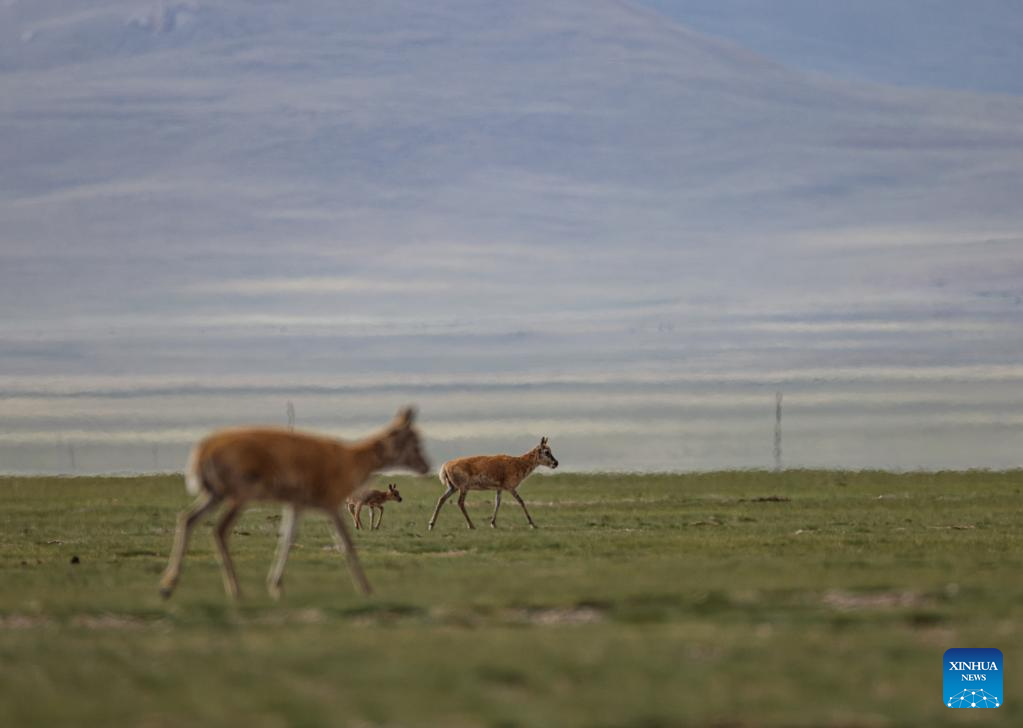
[[184, 446, 222, 497], [184, 447, 203, 495]]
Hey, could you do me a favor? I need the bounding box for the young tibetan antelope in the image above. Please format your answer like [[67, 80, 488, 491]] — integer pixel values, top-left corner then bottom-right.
[[429, 436, 558, 530], [159, 407, 429, 600], [347, 483, 403, 530]]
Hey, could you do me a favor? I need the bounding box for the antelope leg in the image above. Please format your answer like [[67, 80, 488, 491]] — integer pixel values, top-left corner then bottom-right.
[[159, 491, 222, 598]]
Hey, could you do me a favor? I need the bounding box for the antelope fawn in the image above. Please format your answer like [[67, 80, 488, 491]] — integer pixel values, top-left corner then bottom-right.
[[347, 483, 403, 530], [429, 436, 558, 530], [159, 407, 429, 600]]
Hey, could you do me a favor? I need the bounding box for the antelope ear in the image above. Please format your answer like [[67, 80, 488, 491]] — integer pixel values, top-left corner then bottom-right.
[[395, 406, 416, 428], [540, 436, 548, 446]]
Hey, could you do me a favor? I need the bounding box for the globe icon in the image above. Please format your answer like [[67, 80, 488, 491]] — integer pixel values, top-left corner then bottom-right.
[[947, 688, 1000, 708]]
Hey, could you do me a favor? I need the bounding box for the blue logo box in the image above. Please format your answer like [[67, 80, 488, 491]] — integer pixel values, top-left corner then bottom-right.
[[944, 648, 1003, 708]]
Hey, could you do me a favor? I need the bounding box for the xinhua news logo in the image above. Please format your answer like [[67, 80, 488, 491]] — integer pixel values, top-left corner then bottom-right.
[[944, 648, 1003, 708]]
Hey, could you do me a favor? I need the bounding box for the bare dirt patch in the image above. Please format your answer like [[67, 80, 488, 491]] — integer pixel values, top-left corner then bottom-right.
[[529, 497, 674, 508], [251, 608, 326, 626], [822, 590, 931, 611], [376, 548, 471, 559], [70, 614, 151, 630], [0, 614, 55, 630], [505, 606, 605, 626], [425, 604, 606, 628], [1, 613, 158, 630]]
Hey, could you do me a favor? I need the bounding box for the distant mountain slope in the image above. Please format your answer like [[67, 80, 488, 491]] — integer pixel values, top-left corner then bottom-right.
[[3, 0, 1022, 264], [2, 0, 1022, 367]]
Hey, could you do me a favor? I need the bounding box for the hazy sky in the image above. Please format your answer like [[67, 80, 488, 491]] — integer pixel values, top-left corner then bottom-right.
[[1, 1, 1021, 473], [641, 1, 1023, 94]]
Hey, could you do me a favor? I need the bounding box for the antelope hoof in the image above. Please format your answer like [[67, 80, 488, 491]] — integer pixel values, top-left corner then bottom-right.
[[267, 582, 283, 601], [428, 523, 435, 531], [467, 523, 475, 530], [158, 576, 176, 599], [529, 523, 538, 529], [490, 521, 497, 528]]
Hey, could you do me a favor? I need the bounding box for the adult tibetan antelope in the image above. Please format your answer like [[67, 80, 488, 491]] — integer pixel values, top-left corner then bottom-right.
[[159, 407, 429, 600], [429, 437, 558, 530]]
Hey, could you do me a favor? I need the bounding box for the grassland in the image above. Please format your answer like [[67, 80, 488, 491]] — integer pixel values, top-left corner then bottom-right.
[[0, 470, 1020, 727]]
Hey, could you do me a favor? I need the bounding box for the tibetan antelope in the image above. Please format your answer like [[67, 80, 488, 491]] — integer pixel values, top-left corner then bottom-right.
[[347, 483, 403, 530], [159, 407, 429, 600], [429, 436, 558, 530]]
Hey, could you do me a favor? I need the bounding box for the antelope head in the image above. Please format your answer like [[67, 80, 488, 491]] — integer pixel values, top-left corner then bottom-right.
[[381, 406, 431, 474], [535, 436, 559, 469], [387, 483, 403, 502]]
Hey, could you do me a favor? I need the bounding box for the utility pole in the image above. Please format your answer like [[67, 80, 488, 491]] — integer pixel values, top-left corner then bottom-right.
[[774, 390, 783, 472]]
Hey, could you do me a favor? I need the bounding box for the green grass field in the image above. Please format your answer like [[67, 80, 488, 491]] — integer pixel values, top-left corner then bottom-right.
[[0, 470, 1019, 727]]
